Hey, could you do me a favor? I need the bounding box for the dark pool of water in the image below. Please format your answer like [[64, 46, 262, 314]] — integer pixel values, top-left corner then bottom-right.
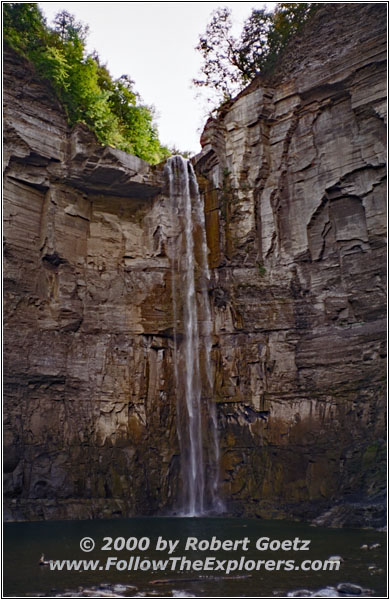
[[3, 517, 387, 597]]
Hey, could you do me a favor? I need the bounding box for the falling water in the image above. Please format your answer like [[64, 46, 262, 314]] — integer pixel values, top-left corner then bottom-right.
[[165, 155, 223, 516]]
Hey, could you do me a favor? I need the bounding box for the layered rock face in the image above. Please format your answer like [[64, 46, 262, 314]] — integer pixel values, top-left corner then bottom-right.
[[3, 47, 179, 520], [3, 2, 387, 524], [195, 3, 387, 522]]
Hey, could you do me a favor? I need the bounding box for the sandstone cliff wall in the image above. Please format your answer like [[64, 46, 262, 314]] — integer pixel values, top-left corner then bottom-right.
[[3, 46, 181, 520], [3, 2, 387, 525], [195, 3, 387, 523]]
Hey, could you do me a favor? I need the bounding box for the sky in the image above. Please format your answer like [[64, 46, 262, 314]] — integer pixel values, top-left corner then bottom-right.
[[38, 2, 277, 155]]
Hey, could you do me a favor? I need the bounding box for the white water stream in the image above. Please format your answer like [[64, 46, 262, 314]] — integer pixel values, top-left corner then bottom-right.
[[165, 156, 223, 516]]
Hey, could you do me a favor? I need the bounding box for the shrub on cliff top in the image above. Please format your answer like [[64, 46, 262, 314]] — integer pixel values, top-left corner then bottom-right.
[[194, 3, 319, 105], [3, 3, 170, 164]]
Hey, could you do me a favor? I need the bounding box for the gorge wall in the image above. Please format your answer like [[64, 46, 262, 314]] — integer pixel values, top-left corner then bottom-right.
[[3, 3, 387, 525], [4, 46, 176, 520]]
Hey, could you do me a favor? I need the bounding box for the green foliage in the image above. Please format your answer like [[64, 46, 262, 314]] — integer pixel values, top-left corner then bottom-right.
[[264, 3, 318, 70], [168, 147, 193, 159], [52, 10, 89, 43], [194, 3, 319, 104], [3, 4, 170, 164], [193, 7, 242, 102], [237, 9, 273, 82], [3, 2, 47, 54], [35, 46, 70, 90]]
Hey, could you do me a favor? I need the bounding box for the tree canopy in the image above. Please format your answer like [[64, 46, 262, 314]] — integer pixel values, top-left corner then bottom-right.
[[194, 3, 319, 105], [3, 3, 170, 164]]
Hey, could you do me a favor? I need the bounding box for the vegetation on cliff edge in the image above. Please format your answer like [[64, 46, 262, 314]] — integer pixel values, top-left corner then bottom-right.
[[3, 3, 170, 164], [194, 3, 320, 106]]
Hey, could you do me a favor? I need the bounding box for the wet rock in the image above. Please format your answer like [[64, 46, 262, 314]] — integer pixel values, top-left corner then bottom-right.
[[312, 500, 387, 530], [337, 582, 364, 595], [376, 526, 386, 533], [369, 543, 380, 550], [312, 587, 339, 597], [82, 590, 119, 598], [54, 583, 138, 597], [113, 584, 138, 593], [367, 564, 382, 575], [3, 2, 387, 523]]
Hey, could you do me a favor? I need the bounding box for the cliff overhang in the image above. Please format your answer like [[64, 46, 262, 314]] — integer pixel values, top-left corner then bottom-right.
[[3, 4, 387, 526]]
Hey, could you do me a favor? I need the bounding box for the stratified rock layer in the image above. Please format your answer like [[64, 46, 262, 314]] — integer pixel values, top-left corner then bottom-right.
[[3, 3, 387, 524], [3, 45, 178, 520], [195, 3, 386, 521]]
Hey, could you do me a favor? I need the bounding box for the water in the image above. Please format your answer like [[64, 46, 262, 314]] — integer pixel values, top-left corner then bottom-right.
[[3, 517, 387, 597], [165, 156, 222, 516]]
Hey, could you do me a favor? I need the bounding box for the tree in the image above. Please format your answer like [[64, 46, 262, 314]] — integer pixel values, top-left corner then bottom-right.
[[265, 3, 318, 69], [52, 10, 89, 43], [236, 9, 273, 81], [193, 7, 243, 102], [3, 4, 170, 164], [194, 3, 319, 106], [3, 2, 47, 54]]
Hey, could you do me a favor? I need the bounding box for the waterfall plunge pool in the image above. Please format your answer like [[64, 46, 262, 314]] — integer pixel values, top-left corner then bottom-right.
[[3, 517, 387, 597]]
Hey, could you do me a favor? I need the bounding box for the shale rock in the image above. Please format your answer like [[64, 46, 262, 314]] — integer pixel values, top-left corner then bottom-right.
[[3, 45, 176, 520], [3, 3, 387, 523], [195, 3, 386, 522]]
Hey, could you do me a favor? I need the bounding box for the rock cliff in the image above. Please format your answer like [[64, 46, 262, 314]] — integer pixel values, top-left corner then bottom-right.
[[195, 2, 387, 524], [4, 45, 177, 520], [3, 2, 387, 525]]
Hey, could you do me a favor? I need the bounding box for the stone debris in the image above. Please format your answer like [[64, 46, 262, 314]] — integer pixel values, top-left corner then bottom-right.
[[287, 583, 373, 598], [336, 582, 365, 595]]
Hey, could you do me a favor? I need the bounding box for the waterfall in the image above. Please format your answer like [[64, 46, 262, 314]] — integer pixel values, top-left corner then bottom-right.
[[165, 155, 223, 516]]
